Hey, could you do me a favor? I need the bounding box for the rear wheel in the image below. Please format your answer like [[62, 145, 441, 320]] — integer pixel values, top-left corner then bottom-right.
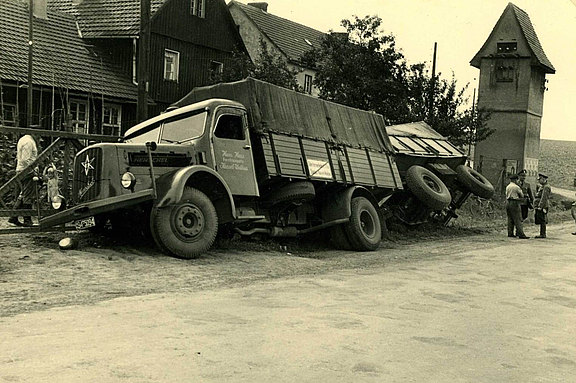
[[150, 187, 218, 258], [344, 197, 382, 251]]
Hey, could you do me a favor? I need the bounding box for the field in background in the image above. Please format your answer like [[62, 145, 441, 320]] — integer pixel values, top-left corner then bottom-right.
[[540, 139, 576, 190]]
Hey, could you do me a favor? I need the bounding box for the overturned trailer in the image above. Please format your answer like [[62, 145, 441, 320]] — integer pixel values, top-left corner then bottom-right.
[[386, 121, 494, 225], [40, 78, 492, 257]]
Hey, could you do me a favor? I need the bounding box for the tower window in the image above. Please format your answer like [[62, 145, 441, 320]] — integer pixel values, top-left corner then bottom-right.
[[495, 59, 515, 82], [497, 42, 517, 54]]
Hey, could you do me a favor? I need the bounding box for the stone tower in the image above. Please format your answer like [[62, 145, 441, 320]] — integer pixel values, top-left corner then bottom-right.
[[470, 3, 555, 190]]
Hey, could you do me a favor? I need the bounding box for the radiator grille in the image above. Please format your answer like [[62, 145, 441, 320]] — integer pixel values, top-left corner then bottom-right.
[[73, 147, 102, 204]]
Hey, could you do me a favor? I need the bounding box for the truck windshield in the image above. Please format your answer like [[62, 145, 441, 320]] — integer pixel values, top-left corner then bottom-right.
[[124, 111, 207, 144], [160, 111, 207, 144]]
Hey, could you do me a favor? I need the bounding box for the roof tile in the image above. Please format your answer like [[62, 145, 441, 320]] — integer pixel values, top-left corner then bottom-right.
[[230, 1, 325, 63], [48, 0, 165, 38], [0, 0, 138, 100]]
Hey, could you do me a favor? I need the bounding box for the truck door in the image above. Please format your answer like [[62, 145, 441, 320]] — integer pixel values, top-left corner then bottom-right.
[[212, 108, 259, 196]]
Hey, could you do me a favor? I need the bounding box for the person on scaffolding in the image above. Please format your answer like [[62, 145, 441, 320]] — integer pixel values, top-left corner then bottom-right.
[[8, 133, 38, 227]]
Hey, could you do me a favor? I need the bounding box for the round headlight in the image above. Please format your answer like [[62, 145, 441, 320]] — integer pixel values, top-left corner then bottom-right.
[[51, 195, 65, 210], [121, 172, 136, 189]]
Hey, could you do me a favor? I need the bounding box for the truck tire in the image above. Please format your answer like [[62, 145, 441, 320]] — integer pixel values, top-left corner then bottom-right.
[[456, 165, 494, 199], [344, 197, 382, 251], [265, 181, 315, 205], [405, 165, 451, 211], [150, 187, 218, 258], [329, 224, 354, 250]]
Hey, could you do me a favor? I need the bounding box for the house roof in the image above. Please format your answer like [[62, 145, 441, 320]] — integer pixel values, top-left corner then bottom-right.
[[0, 0, 138, 100], [229, 0, 325, 63], [470, 2, 555, 73], [48, 0, 166, 38]]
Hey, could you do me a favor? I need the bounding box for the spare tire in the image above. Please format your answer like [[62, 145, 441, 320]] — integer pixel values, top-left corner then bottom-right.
[[265, 181, 315, 205], [456, 165, 494, 199], [405, 165, 452, 211]]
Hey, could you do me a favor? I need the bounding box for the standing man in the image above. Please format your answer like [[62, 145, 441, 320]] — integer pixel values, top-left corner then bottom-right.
[[517, 169, 534, 221], [534, 173, 551, 239], [506, 174, 529, 239], [8, 133, 38, 227]]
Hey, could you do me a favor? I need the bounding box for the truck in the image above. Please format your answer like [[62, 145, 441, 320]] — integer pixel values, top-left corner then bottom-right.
[[40, 78, 493, 258]]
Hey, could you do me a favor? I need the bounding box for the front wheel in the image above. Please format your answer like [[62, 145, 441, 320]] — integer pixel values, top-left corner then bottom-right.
[[150, 187, 218, 258], [344, 197, 382, 251]]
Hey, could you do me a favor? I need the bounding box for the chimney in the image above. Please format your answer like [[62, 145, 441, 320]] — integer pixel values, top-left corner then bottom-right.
[[248, 2, 268, 12]]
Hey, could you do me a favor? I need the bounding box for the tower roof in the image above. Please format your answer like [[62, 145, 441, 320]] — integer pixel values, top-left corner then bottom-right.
[[470, 3, 555, 74]]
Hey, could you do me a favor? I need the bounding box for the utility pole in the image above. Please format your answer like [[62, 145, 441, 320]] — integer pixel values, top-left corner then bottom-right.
[[468, 87, 476, 161], [137, 0, 151, 122], [427, 42, 437, 123], [27, 0, 34, 127]]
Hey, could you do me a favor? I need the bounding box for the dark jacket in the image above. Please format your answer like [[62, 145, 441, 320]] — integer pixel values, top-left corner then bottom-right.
[[534, 183, 551, 210]]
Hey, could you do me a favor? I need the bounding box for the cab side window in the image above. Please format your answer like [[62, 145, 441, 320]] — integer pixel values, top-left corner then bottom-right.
[[214, 115, 244, 140]]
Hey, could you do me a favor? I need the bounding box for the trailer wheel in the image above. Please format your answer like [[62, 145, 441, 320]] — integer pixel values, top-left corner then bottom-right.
[[329, 224, 354, 250], [405, 165, 451, 211], [456, 165, 494, 199], [345, 197, 382, 251], [150, 187, 218, 258]]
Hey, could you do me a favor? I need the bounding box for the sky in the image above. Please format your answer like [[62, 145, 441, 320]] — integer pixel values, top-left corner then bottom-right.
[[240, 0, 576, 141]]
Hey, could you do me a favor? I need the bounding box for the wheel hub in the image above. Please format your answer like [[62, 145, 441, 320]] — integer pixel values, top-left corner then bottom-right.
[[423, 175, 441, 193], [174, 205, 204, 238], [360, 210, 376, 238]]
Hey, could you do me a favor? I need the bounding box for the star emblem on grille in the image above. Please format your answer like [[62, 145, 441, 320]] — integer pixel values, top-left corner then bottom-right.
[[81, 154, 95, 176]]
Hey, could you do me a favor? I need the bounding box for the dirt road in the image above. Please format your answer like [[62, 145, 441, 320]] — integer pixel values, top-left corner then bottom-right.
[[1, 222, 576, 382]]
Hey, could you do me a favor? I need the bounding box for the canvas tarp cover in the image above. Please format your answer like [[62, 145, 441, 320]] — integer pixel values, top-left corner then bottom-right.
[[172, 78, 394, 153], [385, 121, 445, 140]]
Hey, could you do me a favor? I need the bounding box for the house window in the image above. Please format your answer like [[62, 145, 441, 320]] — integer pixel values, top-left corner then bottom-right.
[[70, 100, 89, 134], [1, 104, 16, 126], [103, 104, 122, 136], [191, 0, 205, 17], [164, 49, 180, 82], [132, 38, 138, 84], [497, 42, 517, 54], [304, 74, 313, 94], [209, 61, 223, 82], [495, 59, 515, 82]]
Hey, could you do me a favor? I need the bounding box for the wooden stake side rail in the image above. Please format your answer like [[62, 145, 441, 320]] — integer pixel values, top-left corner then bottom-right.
[[258, 132, 403, 190]]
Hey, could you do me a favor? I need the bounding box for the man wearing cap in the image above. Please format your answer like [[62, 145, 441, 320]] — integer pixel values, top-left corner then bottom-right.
[[517, 169, 534, 222], [534, 173, 551, 238], [505, 174, 529, 239]]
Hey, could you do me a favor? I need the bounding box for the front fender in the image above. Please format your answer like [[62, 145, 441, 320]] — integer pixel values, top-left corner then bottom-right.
[[154, 165, 236, 219]]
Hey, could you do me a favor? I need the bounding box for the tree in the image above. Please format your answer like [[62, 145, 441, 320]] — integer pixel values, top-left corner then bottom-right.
[[302, 15, 409, 123], [302, 15, 493, 146], [218, 39, 300, 91]]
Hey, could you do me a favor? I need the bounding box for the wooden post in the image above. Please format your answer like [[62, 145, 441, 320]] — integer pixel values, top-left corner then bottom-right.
[[27, 0, 34, 128], [137, 0, 151, 122], [62, 114, 72, 202]]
